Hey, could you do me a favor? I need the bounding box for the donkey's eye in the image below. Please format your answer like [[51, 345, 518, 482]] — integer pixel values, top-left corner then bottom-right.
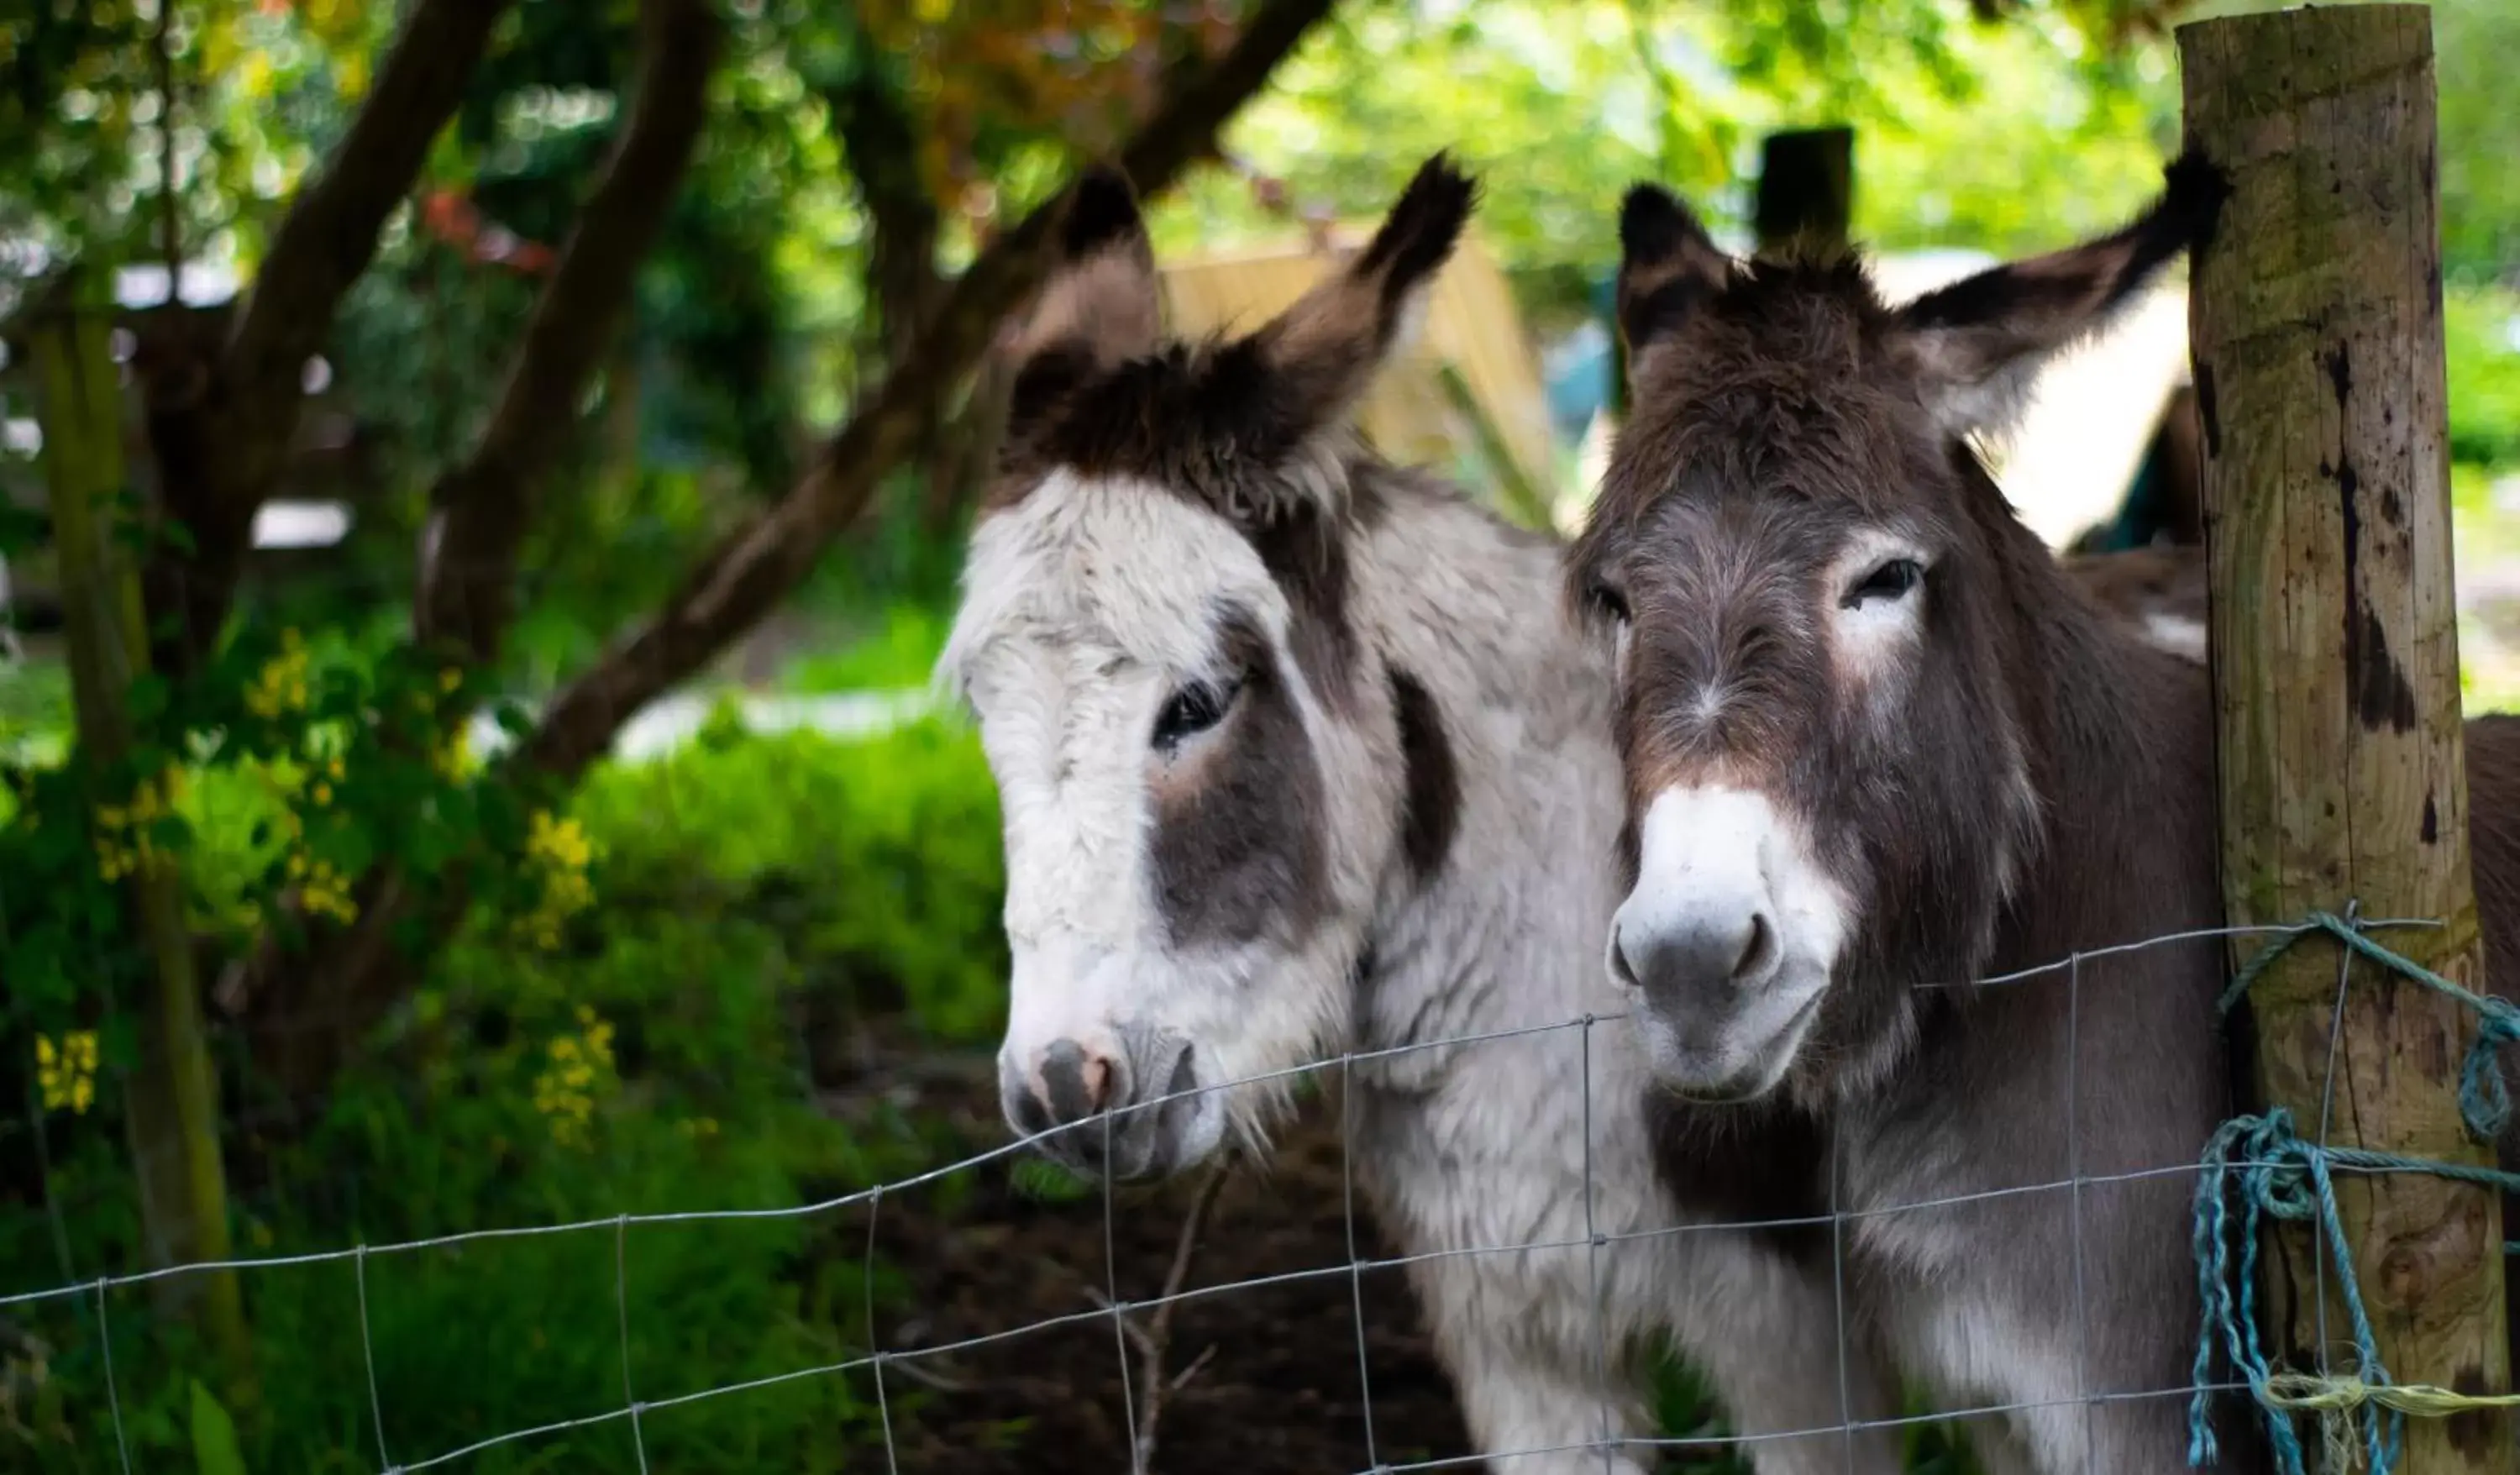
[[1585, 580, 1633, 625], [1845, 559, 1924, 608], [1152, 675, 1243, 751]]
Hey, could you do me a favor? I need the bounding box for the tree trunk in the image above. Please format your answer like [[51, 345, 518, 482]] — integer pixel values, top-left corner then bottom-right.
[[237, 0, 1343, 1112], [31, 276, 252, 1398], [2185, 7, 2514, 1467]]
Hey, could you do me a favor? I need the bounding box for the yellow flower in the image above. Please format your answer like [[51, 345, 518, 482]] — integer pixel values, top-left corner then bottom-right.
[[527, 811, 593, 871], [516, 811, 598, 950], [35, 1032, 99, 1115], [439, 667, 464, 694], [311, 782, 333, 806], [244, 633, 313, 720], [433, 724, 475, 781], [530, 1011, 617, 1148]]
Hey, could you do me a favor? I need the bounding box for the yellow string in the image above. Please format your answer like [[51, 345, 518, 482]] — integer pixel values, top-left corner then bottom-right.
[[2260, 1370, 2520, 1414]]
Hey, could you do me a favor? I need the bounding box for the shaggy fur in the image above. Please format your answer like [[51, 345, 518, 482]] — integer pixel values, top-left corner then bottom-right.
[[941, 157, 1912, 1474], [1576, 155, 2520, 1473]]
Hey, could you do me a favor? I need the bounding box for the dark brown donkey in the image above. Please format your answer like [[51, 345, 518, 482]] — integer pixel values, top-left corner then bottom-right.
[[1567, 155, 2520, 1473]]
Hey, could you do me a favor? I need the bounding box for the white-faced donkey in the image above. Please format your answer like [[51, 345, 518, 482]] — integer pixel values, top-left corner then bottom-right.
[[937, 155, 1905, 1472]]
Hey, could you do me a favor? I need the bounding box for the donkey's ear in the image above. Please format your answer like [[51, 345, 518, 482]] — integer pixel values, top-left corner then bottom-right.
[[1615, 182, 1732, 393], [1251, 151, 1478, 433], [1892, 151, 2227, 439], [1003, 165, 1163, 402]]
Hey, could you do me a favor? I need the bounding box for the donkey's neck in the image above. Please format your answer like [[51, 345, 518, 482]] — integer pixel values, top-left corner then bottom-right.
[[1982, 504, 2220, 974], [1338, 464, 1630, 1069]]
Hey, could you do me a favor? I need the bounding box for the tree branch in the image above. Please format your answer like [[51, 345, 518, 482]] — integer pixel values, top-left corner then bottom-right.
[[1131, 1162, 1233, 1471], [521, 0, 1339, 782], [824, 25, 942, 365], [141, 0, 517, 673], [414, 0, 722, 666], [220, 0, 516, 451]]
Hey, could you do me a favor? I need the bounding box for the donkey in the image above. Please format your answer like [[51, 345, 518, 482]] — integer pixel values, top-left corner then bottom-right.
[[1567, 155, 2520, 1474], [937, 155, 1918, 1473]]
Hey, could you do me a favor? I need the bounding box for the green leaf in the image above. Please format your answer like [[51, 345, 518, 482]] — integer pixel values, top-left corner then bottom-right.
[[188, 1378, 248, 1475], [0, 504, 45, 554]]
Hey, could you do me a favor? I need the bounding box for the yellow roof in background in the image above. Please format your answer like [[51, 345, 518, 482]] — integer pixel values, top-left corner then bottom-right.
[[1159, 226, 1557, 525]]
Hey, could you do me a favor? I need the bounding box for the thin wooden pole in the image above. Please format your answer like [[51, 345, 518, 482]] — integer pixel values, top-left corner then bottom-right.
[[2182, 7, 2512, 1467], [1753, 125, 1854, 258], [29, 270, 254, 1396]]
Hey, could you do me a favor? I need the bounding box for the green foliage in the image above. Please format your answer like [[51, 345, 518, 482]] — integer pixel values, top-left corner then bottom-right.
[[575, 716, 1006, 1045], [186, 1380, 247, 1475], [1158, 0, 2180, 328], [1009, 1156, 1096, 1205], [780, 603, 950, 695], [2448, 284, 2520, 470], [2436, 0, 2520, 284], [2, 712, 1004, 1472], [0, 664, 72, 760], [0, 625, 561, 1052], [1647, 1350, 1989, 1473]]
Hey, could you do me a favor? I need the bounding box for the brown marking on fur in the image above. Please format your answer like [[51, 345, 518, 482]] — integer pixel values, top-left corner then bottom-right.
[[1389, 665, 1461, 884], [1646, 1092, 1830, 1264], [1148, 607, 1331, 948]]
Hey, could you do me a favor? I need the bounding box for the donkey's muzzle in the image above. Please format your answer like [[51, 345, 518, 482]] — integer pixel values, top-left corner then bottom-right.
[[1003, 1033, 1200, 1180]]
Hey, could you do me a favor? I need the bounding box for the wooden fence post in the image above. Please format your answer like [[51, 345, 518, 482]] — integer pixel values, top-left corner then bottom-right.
[[29, 270, 255, 1396], [2182, 7, 2512, 1466], [1753, 125, 1854, 257]]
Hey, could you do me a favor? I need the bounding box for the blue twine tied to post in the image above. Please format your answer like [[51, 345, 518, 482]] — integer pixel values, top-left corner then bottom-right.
[[2187, 911, 2520, 1473]]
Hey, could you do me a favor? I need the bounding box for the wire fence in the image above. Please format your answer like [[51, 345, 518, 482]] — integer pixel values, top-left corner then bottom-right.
[[8, 913, 2509, 1473]]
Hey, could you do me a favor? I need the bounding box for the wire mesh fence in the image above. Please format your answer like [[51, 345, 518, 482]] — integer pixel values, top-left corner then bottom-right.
[[8, 913, 2493, 1474]]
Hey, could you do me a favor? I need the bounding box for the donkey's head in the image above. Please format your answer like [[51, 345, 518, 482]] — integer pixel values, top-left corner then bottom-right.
[[940, 155, 1476, 1177], [1567, 156, 2223, 1104]]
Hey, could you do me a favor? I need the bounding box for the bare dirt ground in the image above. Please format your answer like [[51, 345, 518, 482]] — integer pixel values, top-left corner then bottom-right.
[[853, 1076, 1477, 1475]]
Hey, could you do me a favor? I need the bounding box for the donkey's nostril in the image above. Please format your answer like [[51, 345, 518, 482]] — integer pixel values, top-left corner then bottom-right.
[[1013, 1081, 1053, 1136], [1733, 912, 1777, 984], [1037, 1038, 1128, 1126], [1609, 926, 1645, 989], [1620, 910, 1769, 1000]]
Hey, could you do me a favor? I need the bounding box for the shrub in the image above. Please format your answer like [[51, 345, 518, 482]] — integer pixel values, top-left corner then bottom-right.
[[1, 713, 1005, 1473], [2449, 283, 2520, 470]]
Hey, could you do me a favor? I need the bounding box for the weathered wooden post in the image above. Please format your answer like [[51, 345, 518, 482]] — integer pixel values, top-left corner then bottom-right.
[[1752, 125, 1855, 257], [2183, 6, 2512, 1466], [29, 270, 254, 1394]]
